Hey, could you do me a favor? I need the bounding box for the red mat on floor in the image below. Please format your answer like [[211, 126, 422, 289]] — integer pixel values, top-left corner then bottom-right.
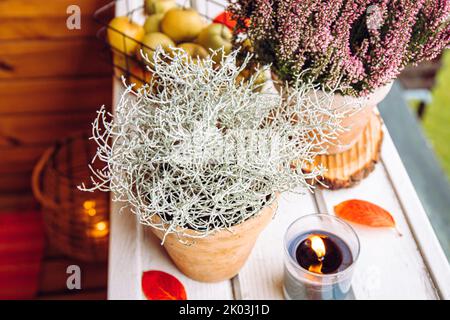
[[0, 211, 44, 300]]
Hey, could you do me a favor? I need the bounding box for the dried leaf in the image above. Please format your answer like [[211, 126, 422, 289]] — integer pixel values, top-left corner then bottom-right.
[[334, 199, 401, 234], [141, 270, 187, 300]]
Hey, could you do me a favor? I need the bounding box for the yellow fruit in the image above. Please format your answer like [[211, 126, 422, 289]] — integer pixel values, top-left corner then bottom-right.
[[161, 8, 204, 43], [144, 0, 177, 15], [140, 32, 175, 62], [196, 23, 232, 63], [107, 16, 145, 55], [129, 64, 154, 90], [112, 54, 151, 91], [144, 13, 164, 33], [112, 53, 127, 78], [178, 43, 209, 61]]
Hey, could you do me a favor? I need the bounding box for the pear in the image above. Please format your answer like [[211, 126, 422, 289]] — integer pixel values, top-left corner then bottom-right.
[[144, 0, 176, 15], [161, 8, 204, 43], [107, 16, 145, 55], [178, 43, 209, 61], [140, 32, 175, 63], [144, 13, 164, 33], [196, 23, 232, 63]]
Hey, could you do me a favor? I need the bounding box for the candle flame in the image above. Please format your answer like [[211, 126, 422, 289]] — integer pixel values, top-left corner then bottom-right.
[[310, 235, 326, 259], [308, 235, 326, 274], [308, 263, 323, 274]]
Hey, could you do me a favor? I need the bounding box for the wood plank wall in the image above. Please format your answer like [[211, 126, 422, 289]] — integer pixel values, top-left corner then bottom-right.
[[0, 0, 113, 299], [0, 0, 112, 197]]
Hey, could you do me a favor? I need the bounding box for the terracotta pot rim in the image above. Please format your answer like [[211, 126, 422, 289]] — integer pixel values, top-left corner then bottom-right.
[[150, 192, 279, 239]]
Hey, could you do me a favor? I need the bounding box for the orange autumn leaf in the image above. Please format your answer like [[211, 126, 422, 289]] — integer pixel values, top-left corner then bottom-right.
[[142, 270, 187, 300], [334, 199, 396, 228]]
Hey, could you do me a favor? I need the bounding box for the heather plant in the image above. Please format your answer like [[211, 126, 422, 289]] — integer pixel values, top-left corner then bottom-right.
[[80, 48, 347, 241], [230, 0, 450, 96]]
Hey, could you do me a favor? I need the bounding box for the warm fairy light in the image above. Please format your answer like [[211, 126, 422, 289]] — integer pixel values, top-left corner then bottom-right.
[[88, 221, 109, 238], [83, 200, 97, 216], [84, 200, 108, 237], [308, 235, 326, 274], [83, 200, 96, 210], [96, 221, 107, 231]]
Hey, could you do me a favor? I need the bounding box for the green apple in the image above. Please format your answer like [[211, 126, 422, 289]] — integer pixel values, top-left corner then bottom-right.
[[144, 0, 176, 15], [140, 32, 175, 63], [161, 8, 205, 43], [107, 16, 145, 55], [144, 13, 164, 33], [196, 23, 232, 63], [178, 43, 209, 61]]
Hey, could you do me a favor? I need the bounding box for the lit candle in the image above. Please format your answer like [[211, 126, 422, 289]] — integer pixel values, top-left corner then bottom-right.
[[283, 214, 360, 300]]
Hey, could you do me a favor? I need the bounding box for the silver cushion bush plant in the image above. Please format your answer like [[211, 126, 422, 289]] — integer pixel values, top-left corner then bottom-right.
[[80, 48, 347, 241]]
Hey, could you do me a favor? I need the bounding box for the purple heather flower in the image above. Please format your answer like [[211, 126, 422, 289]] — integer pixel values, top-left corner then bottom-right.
[[230, 0, 450, 96]]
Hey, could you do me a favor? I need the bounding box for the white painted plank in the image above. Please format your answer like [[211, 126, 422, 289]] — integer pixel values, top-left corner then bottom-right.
[[316, 154, 438, 299], [108, 202, 142, 299], [381, 128, 450, 299], [109, 78, 233, 299], [139, 225, 234, 300], [109, 0, 232, 300], [108, 203, 234, 300], [108, 76, 142, 299], [237, 191, 318, 299]]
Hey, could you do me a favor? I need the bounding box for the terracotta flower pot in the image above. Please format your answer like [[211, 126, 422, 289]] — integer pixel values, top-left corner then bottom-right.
[[323, 82, 393, 154], [150, 194, 279, 282]]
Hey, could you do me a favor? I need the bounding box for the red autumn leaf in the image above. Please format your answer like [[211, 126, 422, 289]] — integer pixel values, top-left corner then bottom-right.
[[141, 270, 187, 300], [213, 11, 236, 29], [213, 11, 250, 30], [334, 199, 396, 228]]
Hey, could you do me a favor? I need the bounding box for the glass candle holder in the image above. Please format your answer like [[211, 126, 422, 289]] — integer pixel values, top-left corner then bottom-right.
[[283, 214, 360, 300]]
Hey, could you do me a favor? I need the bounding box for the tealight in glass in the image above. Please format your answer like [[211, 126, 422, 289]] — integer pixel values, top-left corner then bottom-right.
[[283, 214, 360, 300]]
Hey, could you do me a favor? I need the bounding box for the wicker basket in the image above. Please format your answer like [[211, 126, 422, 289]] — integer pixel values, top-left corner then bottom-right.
[[32, 132, 109, 262]]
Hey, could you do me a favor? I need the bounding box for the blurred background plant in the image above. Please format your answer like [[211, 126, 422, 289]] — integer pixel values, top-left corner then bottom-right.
[[421, 51, 450, 177]]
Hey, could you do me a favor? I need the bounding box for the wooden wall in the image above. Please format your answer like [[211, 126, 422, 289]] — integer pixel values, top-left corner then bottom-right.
[[0, 0, 113, 299], [0, 0, 112, 206]]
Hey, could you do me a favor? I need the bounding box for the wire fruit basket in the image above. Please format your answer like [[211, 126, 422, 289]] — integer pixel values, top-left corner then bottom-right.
[[94, 0, 228, 86]]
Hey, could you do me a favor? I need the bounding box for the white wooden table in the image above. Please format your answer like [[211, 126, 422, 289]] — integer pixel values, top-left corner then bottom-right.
[[107, 0, 450, 300]]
